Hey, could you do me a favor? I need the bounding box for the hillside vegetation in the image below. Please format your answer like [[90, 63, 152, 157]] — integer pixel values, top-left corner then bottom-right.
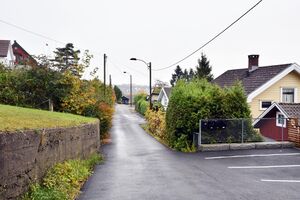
[[0, 104, 97, 132]]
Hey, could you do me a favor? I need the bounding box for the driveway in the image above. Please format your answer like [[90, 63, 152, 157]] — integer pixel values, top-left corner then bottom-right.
[[79, 104, 300, 200]]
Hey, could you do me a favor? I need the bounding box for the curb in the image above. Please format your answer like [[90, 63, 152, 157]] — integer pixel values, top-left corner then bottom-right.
[[199, 141, 295, 152]]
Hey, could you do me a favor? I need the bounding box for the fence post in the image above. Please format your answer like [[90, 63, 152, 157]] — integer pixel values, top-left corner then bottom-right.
[[281, 119, 284, 149], [242, 119, 244, 143], [198, 119, 202, 148], [49, 99, 53, 112]]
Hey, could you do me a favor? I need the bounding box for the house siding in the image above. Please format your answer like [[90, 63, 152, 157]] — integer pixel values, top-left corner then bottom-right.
[[288, 118, 300, 147], [250, 71, 300, 118], [161, 94, 168, 109]]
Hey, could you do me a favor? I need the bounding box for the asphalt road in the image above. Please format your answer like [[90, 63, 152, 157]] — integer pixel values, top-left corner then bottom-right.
[[79, 104, 300, 200]]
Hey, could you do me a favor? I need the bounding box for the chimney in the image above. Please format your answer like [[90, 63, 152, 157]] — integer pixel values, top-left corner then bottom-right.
[[248, 54, 259, 72]]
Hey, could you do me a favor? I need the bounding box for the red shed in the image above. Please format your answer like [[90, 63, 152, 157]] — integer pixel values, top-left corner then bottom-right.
[[253, 103, 300, 143]]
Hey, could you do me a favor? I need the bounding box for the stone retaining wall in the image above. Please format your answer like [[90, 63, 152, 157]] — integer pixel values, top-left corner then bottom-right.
[[0, 121, 100, 199]]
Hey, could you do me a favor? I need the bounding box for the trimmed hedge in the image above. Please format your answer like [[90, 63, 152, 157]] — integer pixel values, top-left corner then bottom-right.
[[166, 79, 260, 151]]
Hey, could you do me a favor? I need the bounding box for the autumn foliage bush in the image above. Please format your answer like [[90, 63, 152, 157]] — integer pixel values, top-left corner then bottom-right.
[[145, 108, 167, 141]]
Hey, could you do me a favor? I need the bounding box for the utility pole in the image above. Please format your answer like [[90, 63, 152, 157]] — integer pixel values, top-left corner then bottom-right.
[[130, 74, 132, 107], [109, 74, 112, 87], [149, 62, 152, 109], [103, 54, 107, 94]]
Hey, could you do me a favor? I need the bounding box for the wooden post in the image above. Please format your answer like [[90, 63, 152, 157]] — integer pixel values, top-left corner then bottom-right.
[[49, 99, 53, 112]]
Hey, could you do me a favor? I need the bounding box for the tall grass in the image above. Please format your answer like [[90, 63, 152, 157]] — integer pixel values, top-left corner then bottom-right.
[[23, 153, 102, 200]]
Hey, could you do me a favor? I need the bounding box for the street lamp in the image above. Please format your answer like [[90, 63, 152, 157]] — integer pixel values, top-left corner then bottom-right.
[[123, 71, 132, 107], [130, 58, 152, 109]]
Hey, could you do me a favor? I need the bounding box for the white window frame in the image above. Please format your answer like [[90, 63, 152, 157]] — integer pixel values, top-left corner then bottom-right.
[[281, 87, 296, 103], [259, 100, 272, 110], [276, 112, 286, 128]]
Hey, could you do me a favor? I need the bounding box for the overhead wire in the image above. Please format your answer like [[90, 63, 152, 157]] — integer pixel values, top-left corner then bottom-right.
[[1, 0, 263, 76], [152, 0, 263, 71], [0, 19, 66, 45]]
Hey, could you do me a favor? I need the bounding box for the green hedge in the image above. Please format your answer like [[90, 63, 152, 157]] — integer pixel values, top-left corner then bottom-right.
[[136, 99, 149, 116], [134, 92, 149, 116], [166, 79, 259, 151]]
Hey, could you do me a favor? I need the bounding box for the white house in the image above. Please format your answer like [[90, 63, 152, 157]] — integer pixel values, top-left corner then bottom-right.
[[0, 40, 15, 67], [157, 87, 171, 110]]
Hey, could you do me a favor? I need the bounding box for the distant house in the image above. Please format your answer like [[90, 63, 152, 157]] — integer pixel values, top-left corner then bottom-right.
[[214, 55, 300, 118], [157, 87, 171, 110], [151, 86, 161, 102], [121, 96, 129, 104], [253, 102, 300, 144], [0, 40, 37, 68], [12, 40, 37, 67], [0, 40, 15, 67]]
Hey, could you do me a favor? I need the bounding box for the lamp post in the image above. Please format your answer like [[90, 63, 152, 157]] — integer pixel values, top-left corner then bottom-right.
[[123, 71, 132, 107], [130, 58, 152, 109]]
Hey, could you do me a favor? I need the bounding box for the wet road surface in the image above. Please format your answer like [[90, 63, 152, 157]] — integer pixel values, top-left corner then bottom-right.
[[79, 104, 300, 200]]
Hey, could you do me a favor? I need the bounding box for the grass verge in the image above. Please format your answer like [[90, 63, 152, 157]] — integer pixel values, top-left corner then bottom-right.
[[23, 153, 103, 200], [0, 104, 97, 132]]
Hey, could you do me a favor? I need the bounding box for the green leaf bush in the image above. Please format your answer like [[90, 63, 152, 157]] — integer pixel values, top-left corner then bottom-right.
[[134, 92, 149, 116], [166, 79, 261, 150]]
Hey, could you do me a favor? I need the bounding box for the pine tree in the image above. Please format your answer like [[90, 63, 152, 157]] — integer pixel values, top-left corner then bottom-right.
[[195, 53, 213, 81], [188, 68, 195, 81], [114, 85, 122, 102], [181, 69, 190, 82], [52, 43, 82, 77], [170, 65, 184, 87]]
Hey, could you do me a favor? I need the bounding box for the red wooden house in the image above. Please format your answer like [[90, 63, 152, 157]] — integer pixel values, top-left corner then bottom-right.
[[253, 102, 300, 146], [12, 40, 37, 67]]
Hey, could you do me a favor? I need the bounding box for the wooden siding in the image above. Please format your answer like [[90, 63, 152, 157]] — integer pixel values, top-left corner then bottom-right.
[[249, 71, 300, 118], [288, 118, 300, 147]]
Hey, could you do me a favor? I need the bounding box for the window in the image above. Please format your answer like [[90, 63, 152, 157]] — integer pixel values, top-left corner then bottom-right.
[[260, 101, 272, 110], [282, 88, 295, 103], [276, 112, 286, 127]]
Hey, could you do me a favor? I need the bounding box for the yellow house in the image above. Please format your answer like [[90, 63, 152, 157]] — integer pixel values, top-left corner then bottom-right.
[[214, 55, 300, 118]]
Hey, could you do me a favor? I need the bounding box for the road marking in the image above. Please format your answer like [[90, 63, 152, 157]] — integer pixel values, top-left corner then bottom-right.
[[228, 165, 300, 169], [261, 179, 300, 183], [205, 153, 300, 160]]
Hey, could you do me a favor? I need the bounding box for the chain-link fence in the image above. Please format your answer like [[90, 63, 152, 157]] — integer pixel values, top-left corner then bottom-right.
[[195, 117, 291, 146]]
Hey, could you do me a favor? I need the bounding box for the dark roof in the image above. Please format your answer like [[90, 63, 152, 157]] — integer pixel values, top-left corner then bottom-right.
[[0, 40, 10, 57], [279, 103, 300, 120], [213, 64, 292, 95], [163, 87, 172, 99]]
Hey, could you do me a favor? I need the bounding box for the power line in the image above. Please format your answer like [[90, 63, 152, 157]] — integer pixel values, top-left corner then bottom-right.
[[153, 0, 263, 71], [0, 18, 105, 55], [0, 19, 66, 45]]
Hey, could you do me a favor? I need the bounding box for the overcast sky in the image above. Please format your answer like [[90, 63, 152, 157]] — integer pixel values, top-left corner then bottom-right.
[[1, 0, 300, 86]]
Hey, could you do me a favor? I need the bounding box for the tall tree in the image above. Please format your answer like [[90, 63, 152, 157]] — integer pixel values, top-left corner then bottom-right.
[[195, 53, 213, 81], [182, 69, 189, 81], [52, 43, 82, 77], [114, 85, 122, 102], [170, 65, 184, 87], [189, 68, 195, 81]]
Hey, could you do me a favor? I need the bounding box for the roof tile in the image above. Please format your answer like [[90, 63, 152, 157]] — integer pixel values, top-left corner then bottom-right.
[[213, 64, 292, 94]]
